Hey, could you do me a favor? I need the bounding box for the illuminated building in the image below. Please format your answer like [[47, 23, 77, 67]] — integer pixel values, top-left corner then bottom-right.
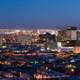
[[58, 26, 77, 47], [16, 34, 32, 45], [66, 26, 77, 41], [41, 32, 58, 52]]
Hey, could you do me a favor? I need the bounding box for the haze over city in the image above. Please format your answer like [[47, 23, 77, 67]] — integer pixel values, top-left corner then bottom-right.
[[0, 0, 80, 28]]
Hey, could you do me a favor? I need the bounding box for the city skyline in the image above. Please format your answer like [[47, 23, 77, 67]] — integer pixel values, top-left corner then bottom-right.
[[0, 0, 80, 28]]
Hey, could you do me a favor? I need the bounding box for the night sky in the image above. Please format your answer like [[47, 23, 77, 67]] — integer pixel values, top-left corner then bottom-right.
[[0, 0, 80, 29]]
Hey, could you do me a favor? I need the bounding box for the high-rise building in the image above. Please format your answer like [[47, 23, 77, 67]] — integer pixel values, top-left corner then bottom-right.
[[66, 26, 77, 41], [57, 26, 77, 46], [43, 32, 57, 51]]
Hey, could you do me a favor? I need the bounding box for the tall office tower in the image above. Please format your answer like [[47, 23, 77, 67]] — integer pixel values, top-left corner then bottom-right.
[[57, 26, 77, 46], [43, 32, 57, 51], [66, 26, 77, 41]]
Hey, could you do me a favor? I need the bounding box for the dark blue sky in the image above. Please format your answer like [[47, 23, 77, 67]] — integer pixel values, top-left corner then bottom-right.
[[0, 0, 80, 28]]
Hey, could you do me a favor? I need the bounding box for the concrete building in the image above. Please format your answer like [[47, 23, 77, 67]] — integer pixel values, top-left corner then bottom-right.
[[58, 26, 77, 41], [57, 26, 77, 47], [66, 26, 77, 41]]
